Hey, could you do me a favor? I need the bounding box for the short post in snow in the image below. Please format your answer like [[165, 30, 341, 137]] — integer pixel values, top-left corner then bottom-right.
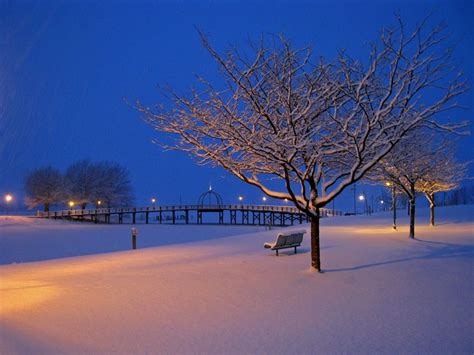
[[265, 215, 273, 230], [131, 228, 138, 249]]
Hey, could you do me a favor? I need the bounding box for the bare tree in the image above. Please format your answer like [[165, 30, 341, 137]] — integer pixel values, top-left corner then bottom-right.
[[369, 130, 466, 237], [24, 166, 64, 212], [65, 160, 134, 209], [417, 150, 468, 226], [92, 161, 134, 208], [136, 19, 467, 271], [64, 160, 98, 209]]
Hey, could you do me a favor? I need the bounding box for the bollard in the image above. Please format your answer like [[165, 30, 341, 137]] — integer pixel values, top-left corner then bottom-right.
[[131, 227, 138, 249]]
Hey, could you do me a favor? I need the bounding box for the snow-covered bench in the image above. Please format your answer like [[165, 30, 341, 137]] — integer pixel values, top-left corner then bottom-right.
[[264, 230, 306, 256]]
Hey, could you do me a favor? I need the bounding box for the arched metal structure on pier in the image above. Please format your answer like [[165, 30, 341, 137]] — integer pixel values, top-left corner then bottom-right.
[[197, 186, 223, 207], [197, 186, 225, 223]]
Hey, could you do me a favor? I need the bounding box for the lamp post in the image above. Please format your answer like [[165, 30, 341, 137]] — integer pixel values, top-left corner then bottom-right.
[[4, 194, 13, 203], [358, 194, 365, 214], [386, 182, 397, 230], [262, 196, 267, 205], [358, 193, 369, 215], [238, 196, 243, 202], [3, 194, 13, 215], [352, 184, 357, 215]]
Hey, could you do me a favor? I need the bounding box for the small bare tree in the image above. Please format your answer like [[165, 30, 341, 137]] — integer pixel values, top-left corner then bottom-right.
[[136, 19, 467, 271], [24, 166, 64, 212], [64, 160, 97, 209], [65, 160, 134, 209], [417, 150, 468, 226], [92, 161, 134, 208], [369, 130, 467, 237]]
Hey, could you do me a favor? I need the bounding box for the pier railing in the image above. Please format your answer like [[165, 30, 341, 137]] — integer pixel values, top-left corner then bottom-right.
[[36, 204, 343, 225]]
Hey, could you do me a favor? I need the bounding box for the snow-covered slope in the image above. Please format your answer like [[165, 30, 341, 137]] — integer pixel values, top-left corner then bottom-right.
[[0, 205, 472, 354]]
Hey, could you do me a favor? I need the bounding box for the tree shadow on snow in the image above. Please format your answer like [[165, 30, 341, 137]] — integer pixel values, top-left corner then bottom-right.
[[324, 239, 474, 273]]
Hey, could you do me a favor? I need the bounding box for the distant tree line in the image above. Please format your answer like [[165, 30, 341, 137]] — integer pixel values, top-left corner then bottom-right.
[[436, 185, 474, 206], [24, 160, 134, 211]]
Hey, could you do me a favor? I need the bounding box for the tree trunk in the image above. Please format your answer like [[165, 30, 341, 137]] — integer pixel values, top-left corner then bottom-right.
[[44, 203, 50, 212], [392, 187, 397, 230], [310, 209, 322, 272], [429, 193, 435, 227], [409, 199, 415, 238], [81, 202, 87, 210], [409, 184, 416, 239]]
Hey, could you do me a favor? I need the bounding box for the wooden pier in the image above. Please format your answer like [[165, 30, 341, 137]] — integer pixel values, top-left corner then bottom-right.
[[36, 204, 342, 226]]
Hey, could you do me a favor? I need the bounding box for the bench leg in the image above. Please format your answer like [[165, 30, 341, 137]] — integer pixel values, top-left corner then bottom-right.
[[294, 246, 297, 254], [276, 249, 279, 256]]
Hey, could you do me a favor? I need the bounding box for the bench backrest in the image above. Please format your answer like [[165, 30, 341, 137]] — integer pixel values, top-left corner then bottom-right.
[[275, 230, 305, 247]]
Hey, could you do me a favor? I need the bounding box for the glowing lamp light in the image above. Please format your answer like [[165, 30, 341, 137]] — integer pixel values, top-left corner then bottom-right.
[[262, 196, 267, 202], [68, 201, 75, 208], [284, 198, 289, 203], [238, 196, 243, 201], [97, 200, 102, 206], [5, 194, 13, 203], [151, 198, 156, 204], [385, 182, 391, 187], [380, 200, 384, 204], [358, 195, 365, 201]]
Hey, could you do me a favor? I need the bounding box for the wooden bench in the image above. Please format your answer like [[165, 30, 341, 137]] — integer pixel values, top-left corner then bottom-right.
[[264, 230, 306, 256]]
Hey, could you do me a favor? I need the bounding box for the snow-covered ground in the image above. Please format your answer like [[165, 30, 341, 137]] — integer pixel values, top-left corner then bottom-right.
[[0, 205, 472, 354]]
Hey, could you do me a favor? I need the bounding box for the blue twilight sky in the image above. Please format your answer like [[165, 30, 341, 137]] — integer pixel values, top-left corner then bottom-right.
[[1, 0, 473, 211]]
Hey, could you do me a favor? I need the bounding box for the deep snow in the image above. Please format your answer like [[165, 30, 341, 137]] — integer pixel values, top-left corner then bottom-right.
[[0, 205, 472, 354]]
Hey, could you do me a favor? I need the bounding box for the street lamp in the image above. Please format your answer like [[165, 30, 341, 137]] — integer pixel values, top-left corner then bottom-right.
[[358, 193, 369, 215], [238, 196, 243, 202], [351, 183, 357, 215], [262, 196, 267, 204], [68, 201, 75, 208], [151, 198, 156, 204], [4, 194, 13, 203], [385, 182, 397, 230]]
